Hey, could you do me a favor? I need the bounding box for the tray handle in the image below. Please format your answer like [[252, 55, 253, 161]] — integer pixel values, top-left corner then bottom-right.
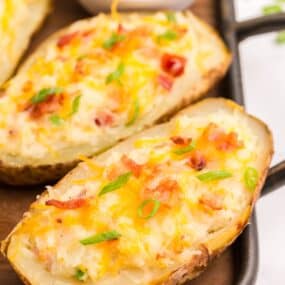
[[262, 160, 285, 197]]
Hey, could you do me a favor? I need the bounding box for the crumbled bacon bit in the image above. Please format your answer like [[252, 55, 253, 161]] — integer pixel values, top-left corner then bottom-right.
[[171, 136, 191, 145], [29, 94, 64, 119], [176, 27, 188, 35], [0, 89, 5, 98], [46, 198, 86, 209], [218, 131, 243, 151], [94, 111, 114, 127], [199, 194, 223, 211], [203, 123, 243, 151], [56, 218, 63, 224], [8, 129, 17, 137], [146, 178, 180, 205], [121, 155, 142, 178], [156, 252, 166, 260], [187, 150, 207, 171], [57, 32, 79, 48], [157, 74, 174, 91], [161, 53, 187, 77], [106, 165, 120, 180], [74, 60, 89, 76], [81, 29, 94, 38], [117, 23, 126, 33]]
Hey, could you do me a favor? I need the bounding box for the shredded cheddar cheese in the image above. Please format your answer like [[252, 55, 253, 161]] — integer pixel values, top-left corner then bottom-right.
[[111, 0, 120, 20], [6, 101, 269, 285], [0, 12, 200, 166]]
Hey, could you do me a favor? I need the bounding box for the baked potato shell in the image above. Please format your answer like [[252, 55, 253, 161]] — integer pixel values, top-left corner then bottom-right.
[[0, 11, 231, 185], [1, 98, 273, 285], [0, 0, 51, 85]]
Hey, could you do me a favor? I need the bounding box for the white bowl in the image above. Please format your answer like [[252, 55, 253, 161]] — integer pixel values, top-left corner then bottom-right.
[[79, 0, 194, 13]]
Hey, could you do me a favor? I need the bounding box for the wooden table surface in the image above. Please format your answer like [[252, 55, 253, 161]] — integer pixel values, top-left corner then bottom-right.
[[0, 1, 234, 284]]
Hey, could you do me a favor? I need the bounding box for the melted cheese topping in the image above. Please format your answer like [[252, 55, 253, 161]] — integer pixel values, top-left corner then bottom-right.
[[10, 109, 263, 284], [111, 0, 120, 19], [0, 11, 225, 166]]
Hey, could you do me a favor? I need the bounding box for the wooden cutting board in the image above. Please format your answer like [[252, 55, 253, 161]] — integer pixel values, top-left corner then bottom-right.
[[0, 1, 234, 284]]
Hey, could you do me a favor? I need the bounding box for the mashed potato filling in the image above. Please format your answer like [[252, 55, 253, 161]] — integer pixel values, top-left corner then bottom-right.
[[0, 11, 229, 167], [8, 108, 262, 284]]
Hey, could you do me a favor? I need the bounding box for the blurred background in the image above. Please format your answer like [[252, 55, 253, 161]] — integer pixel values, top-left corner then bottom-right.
[[235, 0, 285, 284]]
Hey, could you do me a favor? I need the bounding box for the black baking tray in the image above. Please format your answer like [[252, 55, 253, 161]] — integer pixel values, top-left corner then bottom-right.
[[219, 1, 285, 284], [0, 1, 285, 285]]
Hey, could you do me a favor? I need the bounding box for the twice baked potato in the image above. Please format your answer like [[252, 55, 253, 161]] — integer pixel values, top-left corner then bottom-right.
[[1, 98, 273, 285], [0, 0, 51, 85], [0, 11, 231, 185]]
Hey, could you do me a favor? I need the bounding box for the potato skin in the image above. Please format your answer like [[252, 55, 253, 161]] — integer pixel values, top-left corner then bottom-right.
[[0, 0, 51, 85], [163, 246, 210, 285], [1, 98, 273, 285], [0, 10, 231, 186], [0, 160, 78, 185], [0, 59, 230, 186]]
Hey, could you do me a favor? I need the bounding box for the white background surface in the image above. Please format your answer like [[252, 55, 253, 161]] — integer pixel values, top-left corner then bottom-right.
[[235, 1, 285, 284]]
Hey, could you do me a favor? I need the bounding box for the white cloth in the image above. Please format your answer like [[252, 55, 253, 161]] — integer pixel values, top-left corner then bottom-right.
[[235, 1, 285, 284]]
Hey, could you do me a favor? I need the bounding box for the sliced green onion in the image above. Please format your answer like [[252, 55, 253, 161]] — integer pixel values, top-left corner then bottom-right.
[[31, 87, 63, 104], [138, 199, 161, 219], [70, 95, 82, 116], [244, 167, 258, 192], [126, 97, 140, 127], [157, 30, 178, 42], [106, 62, 125, 85], [276, 30, 285, 44], [80, 230, 121, 245], [173, 141, 196, 155], [74, 268, 88, 282], [77, 55, 87, 61], [103, 33, 126, 49], [166, 12, 177, 23], [262, 4, 282, 15], [197, 170, 232, 182], [99, 172, 132, 196], [49, 114, 64, 126]]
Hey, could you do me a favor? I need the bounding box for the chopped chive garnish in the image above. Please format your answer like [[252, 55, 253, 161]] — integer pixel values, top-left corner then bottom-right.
[[138, 199, 161, 219], [74, 268, 88, 282], [106, 62, 125, 85], [70, 95, 82, 116], [276, 30, 285, 44], [157, 30, 178, 42], [80, 230, 121, 245], [103, 33, 126, 49], [99, 172, 132, 196], [126, 97, 140, 127], [31, 87, 63, 104], [49, 114, 64, 126], [244, 167, 258, 192], [197, 170, 232, 182], [166, 12, 177, 23], [173, 141, 196, 155], [262, 4, 282, 15]]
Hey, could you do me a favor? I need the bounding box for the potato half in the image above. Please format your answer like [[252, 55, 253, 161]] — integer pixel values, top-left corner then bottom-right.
[[0, 0, 51, 85], [0, 11, 231, 185], [1, 98, 273, 285]]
